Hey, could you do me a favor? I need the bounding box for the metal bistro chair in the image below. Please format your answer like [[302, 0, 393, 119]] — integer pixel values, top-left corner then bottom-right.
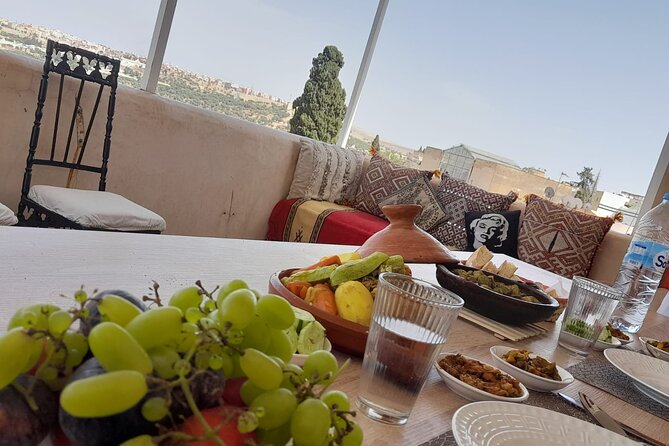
[[17, 39, 166, 233]]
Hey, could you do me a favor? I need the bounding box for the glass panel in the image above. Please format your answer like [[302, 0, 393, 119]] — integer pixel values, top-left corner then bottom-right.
[[0, 1, 158, 88], [159, 0, 374, 133]]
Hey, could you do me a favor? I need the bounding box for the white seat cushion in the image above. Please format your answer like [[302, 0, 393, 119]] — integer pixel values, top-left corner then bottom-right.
[[0, 202, 18, 226], [28, 185, 166, 232]]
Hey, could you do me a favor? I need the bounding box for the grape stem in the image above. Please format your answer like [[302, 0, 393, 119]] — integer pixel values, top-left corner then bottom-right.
[[178, 376, 226, 446], [142, 281, 164, 307], [11, 381, 38, 412], [195, 280, 219, 301]]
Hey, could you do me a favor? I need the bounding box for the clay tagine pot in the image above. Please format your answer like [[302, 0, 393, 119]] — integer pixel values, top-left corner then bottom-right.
[[357, 204, 459, 264]]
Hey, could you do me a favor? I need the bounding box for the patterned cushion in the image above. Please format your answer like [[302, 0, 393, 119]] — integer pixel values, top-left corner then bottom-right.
[[287, 138, 367, 204], [428, 175, 518, 250], [377, 176, 449, 230], [517, 194, 615, 278], [354, 154, 432, 217]]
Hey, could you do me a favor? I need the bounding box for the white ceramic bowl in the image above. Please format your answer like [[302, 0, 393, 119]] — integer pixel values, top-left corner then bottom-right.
[[435, 352, 529, 403], [593, 336, 622, 351], [489, 345, 574, 392], [639, 337, 669, 362], [290, 338, 332, 366]]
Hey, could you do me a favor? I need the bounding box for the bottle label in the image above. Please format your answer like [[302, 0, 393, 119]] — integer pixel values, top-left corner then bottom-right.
[[623, 240, 669, 272]]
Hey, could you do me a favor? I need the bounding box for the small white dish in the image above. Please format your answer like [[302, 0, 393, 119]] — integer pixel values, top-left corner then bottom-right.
[[615, 334, 634, 346], [290, 338, 332, 366], [435, 353, 529, 403], [593, 335, 622, 351], [604, 348, 669, 408], [489, 345, 574, 392], [639, 336, 669, 362]]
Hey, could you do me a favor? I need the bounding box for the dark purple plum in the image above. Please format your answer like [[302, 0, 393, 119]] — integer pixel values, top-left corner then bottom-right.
[[0, 375, 58, 446]]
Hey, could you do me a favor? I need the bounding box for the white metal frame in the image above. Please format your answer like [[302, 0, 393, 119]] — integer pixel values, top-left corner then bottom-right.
[[140, 0, 177, 93], [336, 0, 389, 148]]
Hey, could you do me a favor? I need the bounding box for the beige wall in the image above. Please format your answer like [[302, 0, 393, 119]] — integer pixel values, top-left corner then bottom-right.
[[0, 51, 302, 239], [469, 160, 575, 199]]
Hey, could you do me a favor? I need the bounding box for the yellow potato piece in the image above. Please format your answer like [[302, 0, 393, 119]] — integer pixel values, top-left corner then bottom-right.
[[334, 281, 373, 326], [337, 252, 362, 263]]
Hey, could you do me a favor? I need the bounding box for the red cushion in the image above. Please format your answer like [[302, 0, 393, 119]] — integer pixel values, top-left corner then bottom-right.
[[266, 199, 388, 246]]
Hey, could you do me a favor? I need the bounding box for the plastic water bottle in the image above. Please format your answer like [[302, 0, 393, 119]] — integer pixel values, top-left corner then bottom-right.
[[610, 193, 669, 333]]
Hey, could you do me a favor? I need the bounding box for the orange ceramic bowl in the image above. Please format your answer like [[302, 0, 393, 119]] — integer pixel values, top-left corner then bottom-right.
[[268, 269, 368, 357]]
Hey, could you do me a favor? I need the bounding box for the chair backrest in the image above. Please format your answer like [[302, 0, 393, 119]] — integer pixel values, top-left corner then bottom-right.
[[21, 39, 121, 197]]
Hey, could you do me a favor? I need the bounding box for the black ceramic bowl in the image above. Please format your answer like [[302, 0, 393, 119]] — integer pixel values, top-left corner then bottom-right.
[[435, 264, 558, 325]]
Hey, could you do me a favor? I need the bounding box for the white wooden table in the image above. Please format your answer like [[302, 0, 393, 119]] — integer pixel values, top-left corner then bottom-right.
[[1, 227, 667, 445]]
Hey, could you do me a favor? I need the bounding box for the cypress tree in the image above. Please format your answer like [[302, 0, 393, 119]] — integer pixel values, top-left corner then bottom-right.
[[290, 46, 346, 144]]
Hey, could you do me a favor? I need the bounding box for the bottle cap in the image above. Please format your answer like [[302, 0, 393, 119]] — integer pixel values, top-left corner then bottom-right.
[[664, 192, 669, 201]]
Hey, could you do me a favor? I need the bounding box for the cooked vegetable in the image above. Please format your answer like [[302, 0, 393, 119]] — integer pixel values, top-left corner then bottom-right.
[[295, 255, 341, 273], [502, 349, 562, 381], [305, 284, 338, 316], [334, 281, 373, 326], [598, 324, 613, 343], [608, 323, 629, 341], [438, 354, 524, 398], [285, 281, 311, 299], [330, 252, 389, 286], [649, 340, 669, 352], [564, 318, 595, 338], [453, 269, 540, 303], [283, 265, 337, 284]]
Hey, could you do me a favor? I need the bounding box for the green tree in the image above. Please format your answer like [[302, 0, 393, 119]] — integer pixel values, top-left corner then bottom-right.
[[574, 166, 596, 203], [289, 46, 346, 144], [371, 134, 380, 151]]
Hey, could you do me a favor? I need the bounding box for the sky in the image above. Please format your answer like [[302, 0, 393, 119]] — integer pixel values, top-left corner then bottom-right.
[[4, 0, 669, 195]]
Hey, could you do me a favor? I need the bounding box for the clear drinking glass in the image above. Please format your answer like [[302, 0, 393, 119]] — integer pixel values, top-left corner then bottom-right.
[[356, 273, 464, 425], [558, 276, 622, 356]]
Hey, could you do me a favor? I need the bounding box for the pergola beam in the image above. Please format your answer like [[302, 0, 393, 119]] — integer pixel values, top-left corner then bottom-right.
[[140, 0, 177, 93], [336, 0, 389, 147]]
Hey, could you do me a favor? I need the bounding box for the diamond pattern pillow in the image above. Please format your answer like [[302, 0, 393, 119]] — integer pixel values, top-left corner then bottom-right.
[[517, 194, 615, 278], [377, 175, 449, 230], [354, 155, 432, 217], [428, 175, 517, 250]]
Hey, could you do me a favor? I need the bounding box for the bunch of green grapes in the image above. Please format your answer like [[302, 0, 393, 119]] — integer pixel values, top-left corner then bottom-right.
[[0, 280, 362, 446]]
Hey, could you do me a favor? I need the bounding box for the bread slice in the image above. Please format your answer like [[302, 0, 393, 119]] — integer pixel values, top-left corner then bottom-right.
[[481, 260, 498, 274], [465, 246, 493, 269], [497, 260, 518, 278]]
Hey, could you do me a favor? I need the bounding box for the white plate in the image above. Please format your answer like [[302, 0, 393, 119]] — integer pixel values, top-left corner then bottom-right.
[[593, 335, 622, 351], [435, 353, 529, 403], [290, 338, 332, 365], [639, 336, 669, 362], [489, 345, 574, 392], [604, 348, 669, 408], [452, 401, 638, 446]]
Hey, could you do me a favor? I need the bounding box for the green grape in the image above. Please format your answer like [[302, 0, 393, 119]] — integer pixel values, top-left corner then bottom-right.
[[229, 350, 245, 378], [257, 424, 292, 446], [176, 323, 199, 353], [119, 435, 155, 446], [238, 316, 270, 351], [125, 306, 183, 350], [265, 329, 294, 363], [74, 289, 88, 303], [207, 354, 225, 371], [65, 347, 86, 369], [23, 337, 46, 373], [321, 389, 350, 411], [270, 356, 285, 368], [237, 410, 259, 433], [185, 307, 204, 323], [148, 346, 180, 379], [194, 351, 211, 370], [62, 331, 87, 351], [341, 421, 363, 446], [141, 396, 169, 421], [216, 279, 249, 306], [60, 370, 148, 417], [240, 379, 264, 406], [240, 348, 282, 390], [39, 366, 58, 382], [47, 310, 73, 336], [280, 363, 304, 391], [8, 304, 59, 330], [290, 398, 331, 446], [256, 294, 295, 330], [203, 299, 217, 313], [168, 286, 203, 312], [89, 322, 153, 374], [218, 289, 256, 329], [303, 350, 338, 385], [174, 358, 191, 376], [0, 328, 40, 389], [227, 328, 244, 345], [250, 387, 297, 429], [198, 316, 219, 331], [97, 294, 142, 326]]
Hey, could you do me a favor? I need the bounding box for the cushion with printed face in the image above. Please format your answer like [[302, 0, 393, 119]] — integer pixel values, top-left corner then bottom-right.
[[517, 194, 615, 278], [354, 154, 433, 218], [465, 210, 521, 257], [377, 175, 449, 230], [428, 175, 518, 250]]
